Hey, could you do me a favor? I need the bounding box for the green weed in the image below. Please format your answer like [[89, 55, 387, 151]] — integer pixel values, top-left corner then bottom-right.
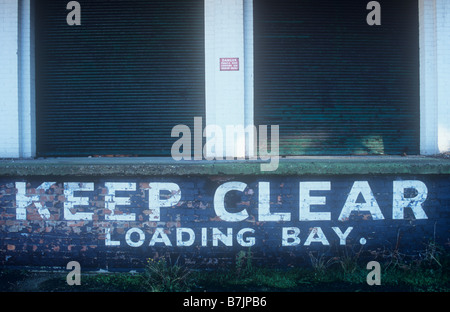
[[142, 256, 192, 292]]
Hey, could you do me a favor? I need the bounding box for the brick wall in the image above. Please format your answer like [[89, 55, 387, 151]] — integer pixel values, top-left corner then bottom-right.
[[0, 175, 448, 270]]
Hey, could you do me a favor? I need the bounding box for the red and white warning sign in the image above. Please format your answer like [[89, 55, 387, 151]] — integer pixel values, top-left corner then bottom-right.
[[220, 58, 239, 71]]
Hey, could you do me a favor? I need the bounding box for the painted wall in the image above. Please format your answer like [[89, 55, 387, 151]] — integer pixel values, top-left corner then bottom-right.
[[0, 0, 20, 157], [1, 0, 450, 158], [0, 175, 448, 270]]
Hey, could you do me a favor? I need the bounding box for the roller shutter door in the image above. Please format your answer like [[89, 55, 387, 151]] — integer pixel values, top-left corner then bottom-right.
[[35, 0, 205, 156], [254, 0, 419, 155]]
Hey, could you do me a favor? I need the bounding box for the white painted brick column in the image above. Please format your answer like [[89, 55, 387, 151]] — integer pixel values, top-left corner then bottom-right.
[[18, 0, 35, 158], [0, 0, 34, 158], [0, 0, 20, 157], [243, 0, 254, 157], [419, 0, 450, 154], [204, 0, 253, 159]]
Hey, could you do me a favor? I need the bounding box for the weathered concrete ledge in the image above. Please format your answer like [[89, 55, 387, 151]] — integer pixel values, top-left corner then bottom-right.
[[0, 156, 449, 176]]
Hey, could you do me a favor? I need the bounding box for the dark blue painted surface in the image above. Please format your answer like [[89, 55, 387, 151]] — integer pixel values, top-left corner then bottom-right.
[[0, 175, 448, 270]]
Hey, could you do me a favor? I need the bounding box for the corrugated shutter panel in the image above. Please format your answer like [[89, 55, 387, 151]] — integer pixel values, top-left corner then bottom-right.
[[254, 0, 419, 155], [35, 0, 204, 157]]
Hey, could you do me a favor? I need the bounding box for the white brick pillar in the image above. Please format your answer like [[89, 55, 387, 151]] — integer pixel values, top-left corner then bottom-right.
[[0, 0, 20, 157], [419, 0, 450, 154], [204, 0, 253, 159], [0, 0, 34, 158], [18, 0, 35, 158]]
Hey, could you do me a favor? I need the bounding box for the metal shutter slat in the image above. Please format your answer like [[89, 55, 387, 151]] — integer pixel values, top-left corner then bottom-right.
[[36, 0, 205, 157], [254, 0, 419, 156]]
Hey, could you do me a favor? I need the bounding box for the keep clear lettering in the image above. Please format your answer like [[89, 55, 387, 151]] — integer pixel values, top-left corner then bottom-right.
[[14, 180, 428, 248]]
